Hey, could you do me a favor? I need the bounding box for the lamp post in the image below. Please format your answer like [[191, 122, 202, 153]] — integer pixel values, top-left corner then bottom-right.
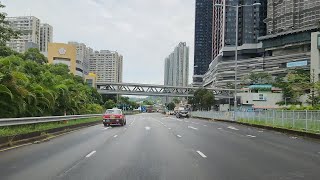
[[284, 97, 290, 106], [214, 2, 261, 120]]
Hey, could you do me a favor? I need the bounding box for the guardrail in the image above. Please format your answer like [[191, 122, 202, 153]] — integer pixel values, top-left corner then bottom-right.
[[0, 114, 103, 127], [191, 110, 320, 133]]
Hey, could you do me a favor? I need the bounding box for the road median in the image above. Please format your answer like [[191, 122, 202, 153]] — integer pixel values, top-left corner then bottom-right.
[[0, 117, 102, 151], [192, 115, 320, 140]]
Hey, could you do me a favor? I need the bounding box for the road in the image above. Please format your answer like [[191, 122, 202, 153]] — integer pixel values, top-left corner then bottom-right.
[[0, 113, 320, 180]]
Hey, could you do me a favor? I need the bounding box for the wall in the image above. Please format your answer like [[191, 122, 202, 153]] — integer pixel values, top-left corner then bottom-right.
[[238, 92, 283, 109], [47, 43, 77, 75]]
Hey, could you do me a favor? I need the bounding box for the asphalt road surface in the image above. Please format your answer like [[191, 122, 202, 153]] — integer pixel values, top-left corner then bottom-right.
[[0, 113, 320, 180]]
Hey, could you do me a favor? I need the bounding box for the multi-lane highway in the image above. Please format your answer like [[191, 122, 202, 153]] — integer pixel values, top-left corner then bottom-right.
[[0, 113, 319, 180]]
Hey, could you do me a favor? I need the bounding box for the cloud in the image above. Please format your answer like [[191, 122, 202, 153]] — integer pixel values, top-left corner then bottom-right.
[[2, 0, 195, 85]]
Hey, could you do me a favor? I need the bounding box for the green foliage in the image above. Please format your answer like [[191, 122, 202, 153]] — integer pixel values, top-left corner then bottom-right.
[[172, 98, 180, 104], [104, 99, 116, 109], [242, 72, 273, 85], [142, 100, 153, 106], [0, 54, 103, 118], [23, 48, 48, 64], [189, 89, 215, 110], [0, 3, 20, 46], [166, 102, 175, 111], [274, 69, 310, 104]]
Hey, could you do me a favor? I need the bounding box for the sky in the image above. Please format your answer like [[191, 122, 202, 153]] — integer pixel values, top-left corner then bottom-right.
[[2, 0, 195, 85]]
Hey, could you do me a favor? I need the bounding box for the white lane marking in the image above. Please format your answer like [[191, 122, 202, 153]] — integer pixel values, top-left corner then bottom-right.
[[176, 119, 183, 122], [168, 128, 171, 130], [258, 130, 264, 133], [290, 136, 298, 139], [185, 121, 189, 122], [227, 126, 239, 131], [113, 135, 118, 138], [85, 151, 96, 158], [246, 135, 256, 138], [103, 127, 110, 130], [145, 126, 151, 130], [218, 128, 222, 130], [196, 151, 207, 158], [188, 126, 198, 130], [176, 135, 182, 138], [164, 125, 167, 127], [124, 128, 127, 130], [203, 125, 207, 127]]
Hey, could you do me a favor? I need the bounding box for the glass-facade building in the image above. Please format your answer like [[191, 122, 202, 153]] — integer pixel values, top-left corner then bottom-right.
[[193, 0, 213, 84]]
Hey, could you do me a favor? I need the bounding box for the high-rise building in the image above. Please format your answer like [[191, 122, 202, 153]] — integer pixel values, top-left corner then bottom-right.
[[47, 43, 77, 75], [68, 42, 91, 77], [193, 0, 213, 85], [6, 16, 40, 53], [265, 0, 320, 35], [164, 42, 189, 87], [89, 50, 123, 83], [203, 0, 267, 88], [256, 0, 320, 81], [40, 23, 53, 55]]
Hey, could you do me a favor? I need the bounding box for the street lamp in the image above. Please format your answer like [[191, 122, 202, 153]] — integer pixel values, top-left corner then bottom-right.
[[215, 2, 261, 120]]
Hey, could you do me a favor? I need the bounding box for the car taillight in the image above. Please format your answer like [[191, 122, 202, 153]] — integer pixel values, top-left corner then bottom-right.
[[119, 115, 123, 119], [103, 115, 109, 119]]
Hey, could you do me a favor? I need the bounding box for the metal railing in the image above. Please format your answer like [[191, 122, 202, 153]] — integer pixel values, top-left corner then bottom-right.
[[0, 114, 102, 127], [191, 110, 320, 133]]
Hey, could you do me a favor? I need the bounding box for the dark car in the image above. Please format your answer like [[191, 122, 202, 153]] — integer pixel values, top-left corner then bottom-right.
[[176, 109, 189, 118], [103, 109, 126, 127]]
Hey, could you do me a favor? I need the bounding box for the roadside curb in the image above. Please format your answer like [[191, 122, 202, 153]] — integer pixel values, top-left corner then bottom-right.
[[0, 120, 102, 152], [192, 116, 320, 139]]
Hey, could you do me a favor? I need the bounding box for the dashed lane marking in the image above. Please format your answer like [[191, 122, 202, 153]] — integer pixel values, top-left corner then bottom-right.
[[177, 135, 182, 138], [168, 128, 171, 130], [196, 151, 207, 158], [85, 151, 96, 158], [145, 126, 151, 130], [227, 126, 239, 131], [218, 128, 222, 130], [258, 131, 264, 133], [203, 125, 207, 127], [113, 135, 118, 138], [246, 135, 256, 138], [188, 126, 198, 130]]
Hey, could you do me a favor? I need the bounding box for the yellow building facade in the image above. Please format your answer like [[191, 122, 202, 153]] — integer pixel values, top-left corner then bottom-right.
[[48, 43, 77, 74]]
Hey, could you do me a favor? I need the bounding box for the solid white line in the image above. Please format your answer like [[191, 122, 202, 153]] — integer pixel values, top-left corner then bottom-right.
[[188, 126, 198, 130], [196, 151, 207, 158], [227, 126, 239, 131], [113, 135, 118, 138], [246, 135, 256, 138], [85, 151, 96, 158], [177, 135, 182, 138]]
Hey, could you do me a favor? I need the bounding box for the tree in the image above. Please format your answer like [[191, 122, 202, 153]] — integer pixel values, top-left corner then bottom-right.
[[0, 3, 20, 46], [104, 99, 116, 109], [166, 102, 175, 111], [23, 48, 48, 64], [172, 97, 180, 104], [243, 72, 273, 85], [190, 89, 215, 110]]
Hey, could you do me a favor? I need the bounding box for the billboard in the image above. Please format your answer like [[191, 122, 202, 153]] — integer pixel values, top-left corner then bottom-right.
[[286, 60, 308, 68]]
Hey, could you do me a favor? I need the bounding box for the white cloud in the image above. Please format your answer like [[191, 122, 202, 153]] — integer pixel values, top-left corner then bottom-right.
[[2, 0, 195, 84]]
